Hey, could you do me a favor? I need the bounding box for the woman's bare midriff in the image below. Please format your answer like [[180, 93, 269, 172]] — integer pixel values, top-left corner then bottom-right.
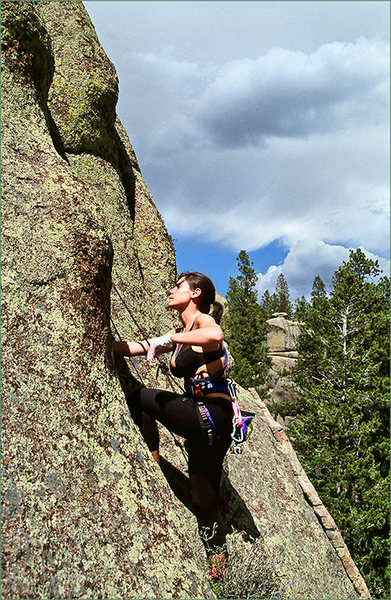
[[193, 391, 232, 401]]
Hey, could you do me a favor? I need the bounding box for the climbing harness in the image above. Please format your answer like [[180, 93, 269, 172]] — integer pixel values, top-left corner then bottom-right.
[[188, 366, 255, 451], [184, 345, 228, 446], [195, 400, 216, 446]]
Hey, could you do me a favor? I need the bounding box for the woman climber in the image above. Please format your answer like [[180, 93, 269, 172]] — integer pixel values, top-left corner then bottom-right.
[[112, 272, 233, 581]]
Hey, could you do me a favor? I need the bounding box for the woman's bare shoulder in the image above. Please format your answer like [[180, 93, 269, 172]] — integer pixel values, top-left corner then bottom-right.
[[194, 313, 218, 328]]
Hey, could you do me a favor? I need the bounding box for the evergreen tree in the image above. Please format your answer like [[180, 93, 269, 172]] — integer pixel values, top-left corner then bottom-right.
[[288, 249, 390, 597], [271, 273, 293, 317], [293, 295, 310, 321], [224, 250, 269, 391], [259, 289, 274, 320], [310, 275, 327, 306], [260, 274, 293, 319]]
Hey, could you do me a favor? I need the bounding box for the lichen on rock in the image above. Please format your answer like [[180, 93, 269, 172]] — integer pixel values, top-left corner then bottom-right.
[[2, 2, 210, 598], [1, 2, 369, 599], [37, 0, 119, 163]]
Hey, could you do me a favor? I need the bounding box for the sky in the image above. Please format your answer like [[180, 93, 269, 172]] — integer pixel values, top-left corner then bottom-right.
[[84, 1, 390, 300]]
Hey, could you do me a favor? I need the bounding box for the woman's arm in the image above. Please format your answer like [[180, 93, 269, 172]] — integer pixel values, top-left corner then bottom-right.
[[112, 332, 175, 357], [171, 314, 224, 348], [112, 340, 149, 357], [112, 315, 223, 358]]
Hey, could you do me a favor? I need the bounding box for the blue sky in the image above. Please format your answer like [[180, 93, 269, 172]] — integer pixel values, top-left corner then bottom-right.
[[84, 1, 389, 299]]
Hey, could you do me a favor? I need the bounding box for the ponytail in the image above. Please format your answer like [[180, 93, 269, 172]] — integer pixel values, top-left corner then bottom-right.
[[210, 301, 224, 324]]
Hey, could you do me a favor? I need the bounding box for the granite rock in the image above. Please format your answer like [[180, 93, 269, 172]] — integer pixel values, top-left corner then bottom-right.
[[1, 3, 368, 599]]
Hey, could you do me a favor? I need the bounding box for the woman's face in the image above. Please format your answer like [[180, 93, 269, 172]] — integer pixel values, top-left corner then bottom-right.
[[167, 277, 197, 310]]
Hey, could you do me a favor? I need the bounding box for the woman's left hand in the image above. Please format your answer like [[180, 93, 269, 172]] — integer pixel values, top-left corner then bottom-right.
[[147, 334, 173, 360]]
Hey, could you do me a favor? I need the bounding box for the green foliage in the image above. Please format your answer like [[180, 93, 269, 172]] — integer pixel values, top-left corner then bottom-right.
[[260, 273, 293, 319], [273, 273, 293, 317], [310, 275, 327, 305], [259, 289, 274, 320], [203, 531, 286, 600], [288, 249, 390, 598], [223, 251, 269, 392], [293, 295, 310, 321], [293, 276, 327, 321]]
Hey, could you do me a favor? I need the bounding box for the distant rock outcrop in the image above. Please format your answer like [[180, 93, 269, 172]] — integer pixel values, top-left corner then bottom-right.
[[2, 2, 369, 599], [265, 313, 301, 412], [267, 312, 301, 355]]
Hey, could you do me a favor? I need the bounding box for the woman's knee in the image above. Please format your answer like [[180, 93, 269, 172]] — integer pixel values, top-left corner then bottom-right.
[[137, 387, 161, 417], [126, 387, 159, 426], [139, 386, 153, 405], [139, 387, 176, 413]]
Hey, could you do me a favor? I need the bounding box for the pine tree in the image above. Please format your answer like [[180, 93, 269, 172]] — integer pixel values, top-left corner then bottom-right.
[[260, 274, 293, 319], [288, 249, 390, 597], [259, 289, 274, 320], [271, 273, 292, 317], [224, 250, 269, 392], [293, 295, 310, 321], [310, 275, 327, 305]]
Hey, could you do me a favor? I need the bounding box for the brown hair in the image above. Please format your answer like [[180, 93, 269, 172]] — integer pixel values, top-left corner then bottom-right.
[[179, 271, 224, 324]]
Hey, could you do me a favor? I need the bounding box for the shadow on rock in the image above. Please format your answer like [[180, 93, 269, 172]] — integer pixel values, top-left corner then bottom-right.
[[115, 355, 142, 403], [114, 356, 260, 544], [219, 470, 261, 542], [160, 457, 260, 543]]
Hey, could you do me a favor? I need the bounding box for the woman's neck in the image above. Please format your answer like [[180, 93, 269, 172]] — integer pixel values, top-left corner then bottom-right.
[[180, 305, 201, 330]]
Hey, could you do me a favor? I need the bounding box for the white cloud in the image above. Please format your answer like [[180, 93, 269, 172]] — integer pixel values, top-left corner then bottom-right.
[[148, 38, 389, 152], [84, 2, 389, 298], [256, 240, 390, 300], [135, 37, 389, 265], [152, 124, 389, 255]]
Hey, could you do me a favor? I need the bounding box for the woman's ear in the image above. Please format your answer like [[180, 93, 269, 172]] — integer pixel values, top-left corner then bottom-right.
[[191, 287, 202, 299]]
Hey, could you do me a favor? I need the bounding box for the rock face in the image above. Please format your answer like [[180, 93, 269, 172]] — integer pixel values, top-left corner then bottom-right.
[[1, 3, 369, 599], [265, 312, 301, 409], [2, 3, 203, 599]]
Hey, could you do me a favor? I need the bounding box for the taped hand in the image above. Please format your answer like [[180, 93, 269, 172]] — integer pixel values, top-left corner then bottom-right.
[[147, 334, 173, 360]]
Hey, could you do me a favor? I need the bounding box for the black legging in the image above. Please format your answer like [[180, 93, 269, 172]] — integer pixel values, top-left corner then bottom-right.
[[133, 387, 233, 553]]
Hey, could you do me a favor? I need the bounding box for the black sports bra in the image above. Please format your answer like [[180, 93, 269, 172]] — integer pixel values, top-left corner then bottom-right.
[[170, 344, 225, 378], [170, 324, 226, 379]]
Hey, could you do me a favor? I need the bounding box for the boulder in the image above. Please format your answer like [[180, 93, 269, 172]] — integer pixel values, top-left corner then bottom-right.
[[267, 313, 302, 353], [2, 3, 209, 598], [265, 314, 301, 408]]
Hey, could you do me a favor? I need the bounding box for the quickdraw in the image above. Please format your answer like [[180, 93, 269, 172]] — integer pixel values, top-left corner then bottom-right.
[[230, 411, 255, 454], [226, 378, 255, 454]]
